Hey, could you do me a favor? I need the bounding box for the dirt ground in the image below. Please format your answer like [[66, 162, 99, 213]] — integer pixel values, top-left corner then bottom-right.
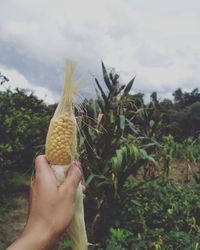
[[0, 191, 28, 250], [0, 184, 70, 250], [137, 161, 200, 184]]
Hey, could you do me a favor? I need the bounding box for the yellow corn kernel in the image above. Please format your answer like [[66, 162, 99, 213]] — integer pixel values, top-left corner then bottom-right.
[[45, 114, 76, 165]]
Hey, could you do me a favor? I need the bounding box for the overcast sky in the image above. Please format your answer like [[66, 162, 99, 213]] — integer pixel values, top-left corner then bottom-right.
[[0, 0, 200, 103]]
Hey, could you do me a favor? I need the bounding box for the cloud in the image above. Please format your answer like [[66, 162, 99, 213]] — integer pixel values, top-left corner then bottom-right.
[[0, 65, 55, 104], [0, 0, 200, 102]]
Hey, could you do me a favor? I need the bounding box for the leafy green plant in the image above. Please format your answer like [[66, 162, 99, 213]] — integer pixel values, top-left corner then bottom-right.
[[159, 135, 177, 180], [105, 228, 132, 250], [180, 137, 200, 183], [116, 180, 200, 249], [0, 89, 54, 172], [80, 62, 157, 244]]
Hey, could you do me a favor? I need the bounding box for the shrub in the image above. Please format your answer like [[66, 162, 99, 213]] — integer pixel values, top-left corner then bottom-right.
[[102, 181, 200, 249]]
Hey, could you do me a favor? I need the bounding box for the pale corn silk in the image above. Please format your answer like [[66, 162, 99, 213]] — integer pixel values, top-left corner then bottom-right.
[[45, 62, 88, 250]]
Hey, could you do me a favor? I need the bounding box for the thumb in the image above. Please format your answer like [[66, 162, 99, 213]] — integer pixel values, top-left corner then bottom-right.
[[59, 162, 82, 200]]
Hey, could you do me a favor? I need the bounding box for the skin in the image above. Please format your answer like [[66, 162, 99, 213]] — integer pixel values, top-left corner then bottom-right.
[[7, 155, 82, 250]]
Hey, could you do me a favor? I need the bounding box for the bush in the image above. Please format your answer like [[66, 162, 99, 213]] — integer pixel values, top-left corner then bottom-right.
[[102, 181, 200, 249], [0, 89, 55, 172]]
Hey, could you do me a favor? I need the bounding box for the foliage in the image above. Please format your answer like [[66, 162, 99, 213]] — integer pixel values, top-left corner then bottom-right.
[[160, 90, 200, 140], [173, 88, 200, 108], [158, 135, 176, 179], [102, 180, 200, 249], [0, 89, 55, 172], [80, 62, 157, 243]]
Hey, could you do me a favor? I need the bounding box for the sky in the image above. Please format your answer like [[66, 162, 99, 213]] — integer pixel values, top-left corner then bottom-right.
[[0, 0, 200, 103]]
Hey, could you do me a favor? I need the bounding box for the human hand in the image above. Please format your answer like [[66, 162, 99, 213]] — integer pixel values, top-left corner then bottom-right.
[[7, 155, 82, 250]]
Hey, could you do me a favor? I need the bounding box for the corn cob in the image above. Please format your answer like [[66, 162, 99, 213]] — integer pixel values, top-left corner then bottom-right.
[[45, 62, 88, 250], [46, 115, 76, 166]]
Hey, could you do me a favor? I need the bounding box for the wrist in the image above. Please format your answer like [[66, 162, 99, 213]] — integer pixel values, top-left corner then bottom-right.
[[23, 220, 59, 248], [7, 221, 59, 250]]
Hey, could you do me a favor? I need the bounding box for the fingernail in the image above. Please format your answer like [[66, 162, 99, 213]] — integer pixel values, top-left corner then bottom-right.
[[71, 163, 82, 178], [72, 161, 83, 174]]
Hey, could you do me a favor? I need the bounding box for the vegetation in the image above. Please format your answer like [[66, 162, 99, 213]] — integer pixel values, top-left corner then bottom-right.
[[104, 181, 200, 249], [0, 63, 200, 249]]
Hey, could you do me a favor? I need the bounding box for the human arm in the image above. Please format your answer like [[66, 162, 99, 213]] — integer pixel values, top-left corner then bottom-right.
[[7, 155, 82, 250]]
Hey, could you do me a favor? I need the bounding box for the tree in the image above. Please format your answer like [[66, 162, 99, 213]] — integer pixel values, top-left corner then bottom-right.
[[187, 102, 200, 137], [0, 88, 54, 172]]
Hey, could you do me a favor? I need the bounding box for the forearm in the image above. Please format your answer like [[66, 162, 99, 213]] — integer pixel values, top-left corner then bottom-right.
[[6, 157, 82, 250], [6, 223, 57, 250], [7, 234, 46, 250]]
